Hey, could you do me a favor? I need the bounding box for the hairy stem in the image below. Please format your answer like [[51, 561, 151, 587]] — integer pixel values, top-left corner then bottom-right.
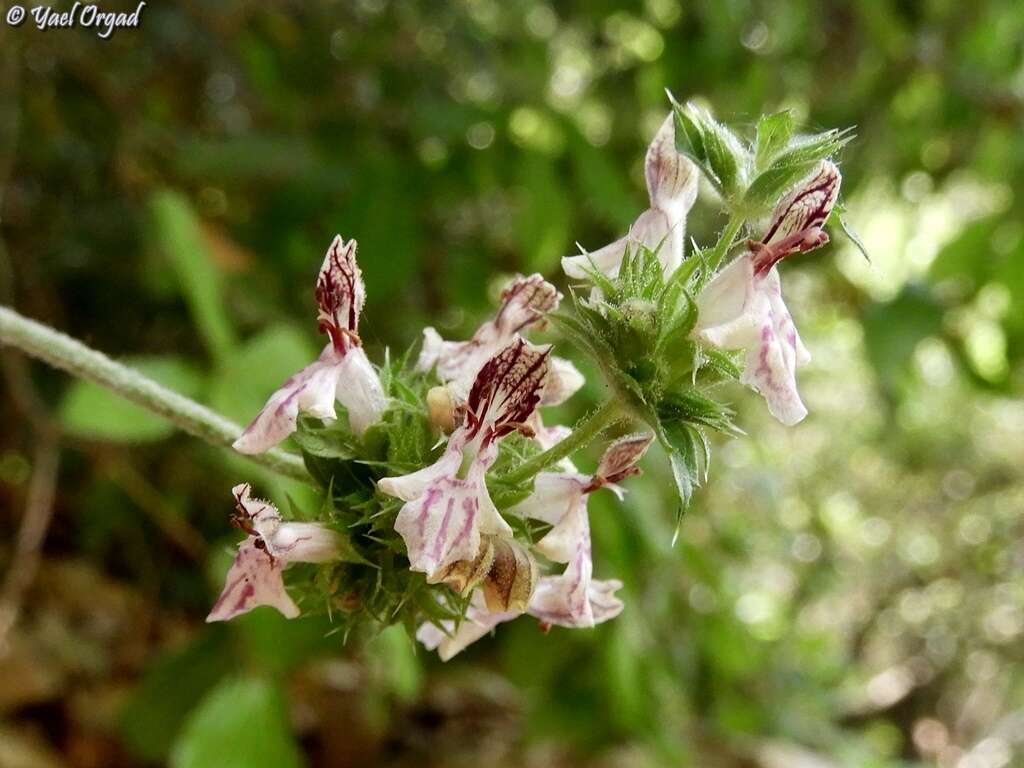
[[500, 399, 623, 485], [704, 212, 746, 275], [0, 306, 309, 481]]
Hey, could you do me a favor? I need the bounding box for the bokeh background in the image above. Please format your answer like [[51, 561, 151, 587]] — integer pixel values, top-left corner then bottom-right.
[[1, 1, 1023, 767]]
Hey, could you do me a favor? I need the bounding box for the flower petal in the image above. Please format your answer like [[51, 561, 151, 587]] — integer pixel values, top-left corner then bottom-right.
[[584, 578, 625, 624], [595, 432, 654, 486], [232, 349, 341, 454], [692, 255, 764, 350], [393, 459, 510, 576], [493, 274, 561, 337], [508, 472, 586, 528], [740, 269, 809, 426], [316, 235, 365, 348], [416, 592, 518, 661], [694, 256, 810, 425], [465, 338, 550, 443], [418, 275, 560, 399], [645, 113, 699, 221], [377, 441, 464, 502], [206, 539, 299, 622], [334, 346, 386, 436], [541, 356, 585, 406], [763, 161, 841, 246], [268, 522, 343, 563]]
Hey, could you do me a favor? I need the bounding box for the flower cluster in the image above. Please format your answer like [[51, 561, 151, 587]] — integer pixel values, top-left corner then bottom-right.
[[207, 101, 848, 660]]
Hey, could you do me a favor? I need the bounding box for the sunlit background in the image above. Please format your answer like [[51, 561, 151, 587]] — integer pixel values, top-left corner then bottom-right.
[[1, 2, 1023, 767]]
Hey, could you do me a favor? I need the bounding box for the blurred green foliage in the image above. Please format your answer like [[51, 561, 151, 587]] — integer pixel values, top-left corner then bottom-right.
[[1, 1, 1023, 767]]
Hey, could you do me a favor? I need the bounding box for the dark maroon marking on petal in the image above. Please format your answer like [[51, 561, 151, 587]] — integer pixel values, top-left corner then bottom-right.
[[753, 163, 840, 275], [493, 275, 561, 335], [232, 580, 256, 614], [316, 237, 364, 352], [465, 339, 550, 441], [762, 164, 840, 245], [592, 433, 654, 488]]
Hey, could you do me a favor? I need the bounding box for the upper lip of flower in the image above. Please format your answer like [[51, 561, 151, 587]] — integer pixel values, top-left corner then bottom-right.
[[749, 160, 841, 276], [464, 338, 552, 443], [315, 235, 365, 353]]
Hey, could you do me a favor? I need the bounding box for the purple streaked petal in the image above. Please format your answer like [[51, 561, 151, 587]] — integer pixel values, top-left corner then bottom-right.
[[694, 256, 810, 426], [232, 347, 342, 455], [394, 476, 482, 575], [377, 440, 464, 502], [316, 235, 365, 349], [762, 161, 841, 247], [206, 539, 299, 622]]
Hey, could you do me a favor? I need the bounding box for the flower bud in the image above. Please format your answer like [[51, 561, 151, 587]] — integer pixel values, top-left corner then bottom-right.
[[594, 432, 655, 486], [268, 522, 344, 563], [426, 385, 458, 434], [482, 537, 537, 613]]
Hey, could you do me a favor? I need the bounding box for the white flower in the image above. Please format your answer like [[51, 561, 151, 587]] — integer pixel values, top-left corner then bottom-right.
[[380, 338, 550, 579], [512, 433, 652, 628], [693, 161, 841, 426], [417, 273, 563, 400], [415, 433, 653, 659], [563, 114, 698, 281], [207, 484, 343, 622], [233, 236, 386, 454]]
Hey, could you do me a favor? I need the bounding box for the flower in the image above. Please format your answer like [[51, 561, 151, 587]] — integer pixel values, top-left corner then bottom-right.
[[380, 338, 550, 579], [233, 236, 386, 454], [563, 114, 699, 280], [514, 433, 653, 628], [207, 484, 343, 622], [417, 273, 567, 400], [693, 161, 841, 426], [414, 433, 653, 659]]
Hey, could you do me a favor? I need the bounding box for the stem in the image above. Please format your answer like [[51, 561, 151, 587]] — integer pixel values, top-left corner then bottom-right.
[[501, 399, 623, 486], [0, 306, 309, 482], [704, 212, 745, 275]]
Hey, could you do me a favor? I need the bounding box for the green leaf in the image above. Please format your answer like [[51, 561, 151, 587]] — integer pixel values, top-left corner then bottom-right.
[[672, 102, 749, 201], [171, 677, 305, 768], [838, 211, 871, 262], [658, 390, 737, 435], [120, 629, 232, 762], [292, 421, 361, 460], [743, 128, 853, 210], [754, 110, 796, 171], [149, 190, 237, 363], [657, 421, 709, 542], [59, 356, 204, 442]]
